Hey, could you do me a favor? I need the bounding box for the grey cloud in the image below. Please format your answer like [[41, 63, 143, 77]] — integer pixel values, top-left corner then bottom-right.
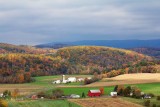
[[0, 0, 160, 45]]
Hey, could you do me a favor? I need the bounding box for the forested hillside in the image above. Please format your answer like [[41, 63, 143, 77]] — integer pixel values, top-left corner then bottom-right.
[[0, 43, 55, 54], [0, 45, 158, 83], [55, 46, 153, 74], [130, 47, 160, 59], [0, 54, 68, 83]]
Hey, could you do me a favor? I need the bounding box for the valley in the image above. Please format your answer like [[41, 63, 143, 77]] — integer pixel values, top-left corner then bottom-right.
[[0, 43, 160, 107]]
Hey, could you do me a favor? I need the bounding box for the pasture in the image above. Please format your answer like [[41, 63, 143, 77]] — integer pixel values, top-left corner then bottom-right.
[[8, 99, 80, 107], [0, 75, 91, 95], [58, 83, 160, 96], [0, 73, 160, 107]]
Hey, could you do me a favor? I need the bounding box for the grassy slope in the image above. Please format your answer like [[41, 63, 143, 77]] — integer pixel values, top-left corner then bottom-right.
[[8, 100, 81, 107], [59, 83, 160, 96]]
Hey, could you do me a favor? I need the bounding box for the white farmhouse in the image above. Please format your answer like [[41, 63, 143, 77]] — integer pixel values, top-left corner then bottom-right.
[[52, 80, 61, 84], [53, 75, 78, 84], [67, 77, 77, 82]]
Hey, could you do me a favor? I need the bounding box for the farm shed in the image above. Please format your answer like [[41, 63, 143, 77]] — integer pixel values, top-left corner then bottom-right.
[[110, 92, 117, 97], [88, 90, 101, 97]]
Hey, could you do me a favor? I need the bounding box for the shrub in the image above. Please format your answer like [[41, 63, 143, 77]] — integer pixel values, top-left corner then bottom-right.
[[148, 93, 155, 97], [132, 86, 141, 99], [117, 85, 125, 96], [157, 96, 160, 100], [37, 91, 46, 98], [0, 99, 8, 107], [81, 92, 86, 98], [3, 90, 11, 98], [114, 85, 118, 92], [123, 86, 132, 97], [144, 100, 150, 107], [84, 77, 100, 85], [153, 104, 157, 107], [52, 89, 64, 98], [99, 87, 104, 95], [12, 89, 19, 99]]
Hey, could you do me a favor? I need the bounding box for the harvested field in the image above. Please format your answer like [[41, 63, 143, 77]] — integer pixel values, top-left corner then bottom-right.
[[111, 73, 160, 80], [58, 73, 160, 87], [69, 98, 143, 107], [86, 73, 160, 87]]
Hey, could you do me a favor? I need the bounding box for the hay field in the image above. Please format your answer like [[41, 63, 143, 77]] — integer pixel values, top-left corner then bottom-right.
[[111, 73, 160, 80], [86, 73, 160, 87], [69, 98, 143, 107]]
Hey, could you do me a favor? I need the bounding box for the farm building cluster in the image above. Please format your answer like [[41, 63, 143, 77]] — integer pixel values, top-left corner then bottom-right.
[[52, 75, 91, 84]]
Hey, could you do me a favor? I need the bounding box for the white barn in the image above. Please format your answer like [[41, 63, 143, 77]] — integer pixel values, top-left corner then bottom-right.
[[67, 77, 77, 82]]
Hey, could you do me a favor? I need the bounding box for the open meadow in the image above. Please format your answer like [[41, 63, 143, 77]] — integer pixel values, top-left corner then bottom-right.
[[8, 99, 80, 107]]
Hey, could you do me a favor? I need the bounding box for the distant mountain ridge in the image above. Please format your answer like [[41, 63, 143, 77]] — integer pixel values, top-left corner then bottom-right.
[[36, 39, 160, 49]]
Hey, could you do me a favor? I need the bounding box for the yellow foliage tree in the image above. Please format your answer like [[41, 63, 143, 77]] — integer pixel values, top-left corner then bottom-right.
[[0, 99, 8, 107], [12, 89, 20, 99]]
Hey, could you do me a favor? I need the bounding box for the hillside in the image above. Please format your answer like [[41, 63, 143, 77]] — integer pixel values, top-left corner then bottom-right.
[[130, 47, 160, 59], [55, 46, 153, 74], [0, 53, 67, 83], [0, 45, 157, 83], [0, 43, 55, 54]]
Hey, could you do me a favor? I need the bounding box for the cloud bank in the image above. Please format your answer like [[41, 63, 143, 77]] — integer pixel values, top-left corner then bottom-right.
[[0, 0, 160, 45]]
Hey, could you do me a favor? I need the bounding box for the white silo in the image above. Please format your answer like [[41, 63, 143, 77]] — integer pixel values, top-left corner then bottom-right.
[[62, 75, 65, 82]]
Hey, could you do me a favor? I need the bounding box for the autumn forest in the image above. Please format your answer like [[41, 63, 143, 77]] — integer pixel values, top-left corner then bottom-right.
[[0, 43, 159, 83]]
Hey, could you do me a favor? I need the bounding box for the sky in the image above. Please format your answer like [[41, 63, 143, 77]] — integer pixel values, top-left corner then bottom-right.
[[0, 0, 160, 45]]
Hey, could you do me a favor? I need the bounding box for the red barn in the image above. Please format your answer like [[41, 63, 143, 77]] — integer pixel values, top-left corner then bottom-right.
[[87, 90, 101, 97]]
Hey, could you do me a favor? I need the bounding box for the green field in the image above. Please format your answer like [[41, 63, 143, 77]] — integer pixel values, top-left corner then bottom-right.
[[8, 99, 81, 107], [133, 83, 160, 95], [58, 83, 160, 96], [1, 75, 160, 107], [29, 75, 92, 86]]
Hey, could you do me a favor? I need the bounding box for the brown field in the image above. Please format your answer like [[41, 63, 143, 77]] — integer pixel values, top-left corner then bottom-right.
[[69, 98, 143, 107], [58, 73, 160, 87], [86, 73, 160, 87], [111, 73, 160, 80], [0, 84, 44, 95]]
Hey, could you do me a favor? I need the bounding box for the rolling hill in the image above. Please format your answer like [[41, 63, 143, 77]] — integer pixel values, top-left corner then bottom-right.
[[55, 46, 154, 74], [0, 43, 55, 54], [0, 44, 158, 83]]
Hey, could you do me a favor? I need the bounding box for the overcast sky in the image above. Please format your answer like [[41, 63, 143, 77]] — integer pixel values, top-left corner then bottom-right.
[[0, 0, 160, 45]]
